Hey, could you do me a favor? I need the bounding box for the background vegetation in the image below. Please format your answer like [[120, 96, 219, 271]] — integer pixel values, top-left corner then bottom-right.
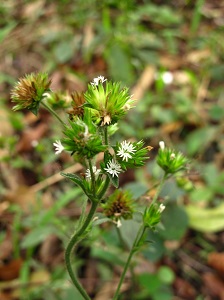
[[0, 0, 224, 299]]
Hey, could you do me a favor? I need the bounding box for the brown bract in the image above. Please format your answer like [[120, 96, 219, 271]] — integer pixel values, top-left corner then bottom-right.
[[67, 91, 85, 119]]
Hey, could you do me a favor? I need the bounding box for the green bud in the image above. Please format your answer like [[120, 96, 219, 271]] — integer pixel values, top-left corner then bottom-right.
[[157, 141, 189, 174], [143, 203, 165, 228], [62, 109, 107, 159], [47, 91, 72, 110]]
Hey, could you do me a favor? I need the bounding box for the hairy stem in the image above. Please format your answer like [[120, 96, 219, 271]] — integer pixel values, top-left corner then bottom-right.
[[41, 100, 66, 126], [65, 201, 98, 300], [151, 172, 167, 206], [88, 159, 96, 194], [113, 225, 147, 300]]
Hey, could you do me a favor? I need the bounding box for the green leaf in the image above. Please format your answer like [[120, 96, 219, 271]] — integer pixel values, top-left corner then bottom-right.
[[185, 203, 224, 232], [143, 230, 165, 262], [61, 172, 85, 190], [157, 266, 175, 284], [29, 104, 39, 116], [106, 43, 134, 86], [124, 182, 148, 199], [108, 173, 119, 188], [158, 204, 188, 240], [185, 126, 217, 156], [21, 226, 56, 248], [120, 219, 141, 249], [0, 21, 17, 42]]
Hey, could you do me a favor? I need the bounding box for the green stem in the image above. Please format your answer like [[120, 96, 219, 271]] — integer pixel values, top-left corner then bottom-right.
[[113, 173, 168, 299], [151, 172, 167, 206], [41, 100, 66, 126], [104, 126, 109, 145], [88, 159, 96, 194], [97, 176, 110, 199], [65, 200, 98, 300], [113, 225, 147, 300]]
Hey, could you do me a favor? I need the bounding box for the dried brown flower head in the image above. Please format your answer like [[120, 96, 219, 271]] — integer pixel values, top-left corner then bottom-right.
[[11, 73, 51, 115], [67, 92, 86, 119], [103, 190, 134, 220]]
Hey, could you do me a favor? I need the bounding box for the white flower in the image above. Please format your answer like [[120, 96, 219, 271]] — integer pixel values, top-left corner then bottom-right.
[[159, 141, 165, 150], [85, 166, 101, 180], [116, 219, 122, 228], [90, 75, 107, 86], [104, 159, 122, 177], [170, 153, 176, 159], [161, 71, 173, 85], [117, 140, 136, 162], [158, 203, 165, 213], [53, 140, 64, 155]]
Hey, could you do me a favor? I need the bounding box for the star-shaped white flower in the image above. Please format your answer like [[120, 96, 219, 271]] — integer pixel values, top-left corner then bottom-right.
[[90, 75, 107, 86], [158, 203, 165, 213], [85, 166, 101, 180], [159, 140, 165, 150], [117, 140, 136, 162], [53, 140, 64, 155], [104, 159, 122, 177]]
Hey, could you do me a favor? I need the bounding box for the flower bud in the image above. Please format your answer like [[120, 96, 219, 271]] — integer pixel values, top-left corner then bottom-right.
[[157, 143, 189, 174]]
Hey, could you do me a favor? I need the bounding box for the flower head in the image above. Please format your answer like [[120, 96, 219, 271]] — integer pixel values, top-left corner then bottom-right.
[[46, 91, 72, 110], [116, 140, 136, 162], [143, 203, 164, 229], [67, 92, 85, 119], [157, 143, 189, 174], [90, 76, 107, 86], [104, 159, 122, 177], [115, 140, 151, 169], [84, 80, 133, 126], [11, 73, 51, 115], [53, 140, 64, 155], [85, 166, 101, 180], [102, 190, 134, 222]]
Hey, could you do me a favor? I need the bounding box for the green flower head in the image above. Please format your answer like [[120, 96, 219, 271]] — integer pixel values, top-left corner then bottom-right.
[[143, 203, 165, 229], [47, 91, 72, 110], [157, 141, 189, 174], [62, 109, 107, 159], [11, 72, 51, 115], [84, 76, 134, 126], [114, 140, 151, 170]]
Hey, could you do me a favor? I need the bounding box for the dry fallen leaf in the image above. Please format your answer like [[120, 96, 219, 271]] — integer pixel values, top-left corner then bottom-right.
[[208, 252, 224, 275], [16, 123, 48, 152], [203, 272, 224, 300], [173, 277, 197, 299], [0, 258, 23, 281]]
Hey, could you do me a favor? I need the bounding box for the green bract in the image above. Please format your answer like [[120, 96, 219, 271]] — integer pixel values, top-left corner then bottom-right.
[[143, 204, 161, 229], [62, 109, 107, 159], [11, 73, 51, 115], [157, 147, 189, 174], [84, 81, 134, 126], [114, 140, 149, 170]]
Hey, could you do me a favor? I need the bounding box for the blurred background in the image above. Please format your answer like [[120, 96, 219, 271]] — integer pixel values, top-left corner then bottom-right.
[[0, 1, 224, 299]]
